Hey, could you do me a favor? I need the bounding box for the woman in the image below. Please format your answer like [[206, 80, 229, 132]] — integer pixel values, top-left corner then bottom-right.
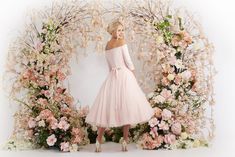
[[85, 18, 154, 152]]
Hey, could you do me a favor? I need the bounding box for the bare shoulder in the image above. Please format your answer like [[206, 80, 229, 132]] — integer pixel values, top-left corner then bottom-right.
[[117, 39, 126, 45], [105, 39, 126, 51]]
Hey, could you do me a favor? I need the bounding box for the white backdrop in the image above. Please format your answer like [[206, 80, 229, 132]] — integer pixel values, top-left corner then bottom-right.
[[1, 0, 235, 157]]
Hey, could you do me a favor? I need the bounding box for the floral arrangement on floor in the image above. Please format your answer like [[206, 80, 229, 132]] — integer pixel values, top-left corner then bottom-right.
[[2, 0, 215, 152], [125, 0, 216, 149]]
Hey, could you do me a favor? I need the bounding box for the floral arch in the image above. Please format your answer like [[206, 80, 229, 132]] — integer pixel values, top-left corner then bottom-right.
[[2, 0, 216, 151]]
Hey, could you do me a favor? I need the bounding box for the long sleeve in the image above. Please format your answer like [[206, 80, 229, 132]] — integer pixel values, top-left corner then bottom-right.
[[105, 56, 111, 71], [122, 44, 135, 70]]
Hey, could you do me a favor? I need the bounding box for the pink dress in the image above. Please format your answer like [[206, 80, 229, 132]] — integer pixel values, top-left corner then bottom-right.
[[85, 44, 154, 128]]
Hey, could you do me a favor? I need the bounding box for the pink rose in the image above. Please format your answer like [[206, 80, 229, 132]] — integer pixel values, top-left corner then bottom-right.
[[60, 142, 70, 152], [148, 118, 159, 127], [160, 89, 172, 100], [46, 134, 57, 146], [171, 122, 182, 135], [161, 109, 172, 120]]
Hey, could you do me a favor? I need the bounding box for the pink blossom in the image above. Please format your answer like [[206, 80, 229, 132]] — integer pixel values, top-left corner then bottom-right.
[[41, 90, 51, 98], [161, 77, 170, 86], [149, 127, 158, 138], [181, 70, 192, 80], [158, 120, 169, 130], [148, 118, 159, 127], [160, 89, 172, 100], [28, 117, 36, 128], [174, 74, 182, 85], [78, 106, 89, 117], [46, 134, 57, 146], [141, 133, 160, 149], [171, 122, 182, 135], [58, 118, 70, 131], [161, 109, 172, 120], [164, 134, 176, 144], [56, 87, 65, 94], [39, 109, 53, 119], [37, 98, 48, 107], [57, 71, 66, 81], [60, 142, 70, 152]]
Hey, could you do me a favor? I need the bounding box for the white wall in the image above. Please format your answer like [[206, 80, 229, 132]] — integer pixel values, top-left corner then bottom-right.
[[0, 0, 235, 156]]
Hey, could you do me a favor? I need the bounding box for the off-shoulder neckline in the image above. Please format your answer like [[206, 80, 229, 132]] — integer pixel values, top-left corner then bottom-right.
[[105, 43, 127, 52]]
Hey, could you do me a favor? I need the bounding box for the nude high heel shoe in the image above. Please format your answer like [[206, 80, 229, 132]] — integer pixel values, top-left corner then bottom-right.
[[121, 139, 128, 152], [95, 139, 101, 152]]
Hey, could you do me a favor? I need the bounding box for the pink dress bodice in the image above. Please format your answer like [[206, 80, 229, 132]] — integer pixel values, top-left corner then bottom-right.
[[105, 44, 135, 71]]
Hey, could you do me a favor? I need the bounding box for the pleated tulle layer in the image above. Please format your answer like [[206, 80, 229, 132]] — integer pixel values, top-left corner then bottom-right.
[[85, 67, 154, 128]]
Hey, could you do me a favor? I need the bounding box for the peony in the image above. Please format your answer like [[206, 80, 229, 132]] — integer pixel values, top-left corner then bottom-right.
[[60, 142, 70, 152], [46, 134, 57, 146], [164, 134, 176, 144], [171, 122, 182, 135], [148, 117, 159, 127], [161, 109, 172, 120]]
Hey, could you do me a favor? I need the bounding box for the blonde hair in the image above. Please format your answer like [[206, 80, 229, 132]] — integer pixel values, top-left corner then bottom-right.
[[106, 18, 124, 35]]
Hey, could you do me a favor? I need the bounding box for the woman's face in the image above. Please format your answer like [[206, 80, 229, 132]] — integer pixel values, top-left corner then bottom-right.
[[113, 25, 124, 39]]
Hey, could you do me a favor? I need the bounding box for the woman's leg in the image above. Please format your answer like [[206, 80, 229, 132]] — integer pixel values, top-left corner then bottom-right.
[[122, 124, 130, 141], [97, 127, 106, 143]]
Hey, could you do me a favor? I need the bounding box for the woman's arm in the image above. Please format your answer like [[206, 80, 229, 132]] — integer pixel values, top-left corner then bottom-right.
[[122, 44, 136, 76]]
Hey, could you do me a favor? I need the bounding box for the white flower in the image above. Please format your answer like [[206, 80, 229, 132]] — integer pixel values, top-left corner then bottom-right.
[[156, 35, 164, 44], [180, 132, 188, 140], [46, 134, 57, 146], [69, 144, 78, 152], [161, 109, 172, 120], [38, 120, 45, 127], [167, 74, 175, 81], [148, 118, 159, 127], [193, 139, 201, 147], [181, 70, 192, 80], [153, 95, 165, 103]]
